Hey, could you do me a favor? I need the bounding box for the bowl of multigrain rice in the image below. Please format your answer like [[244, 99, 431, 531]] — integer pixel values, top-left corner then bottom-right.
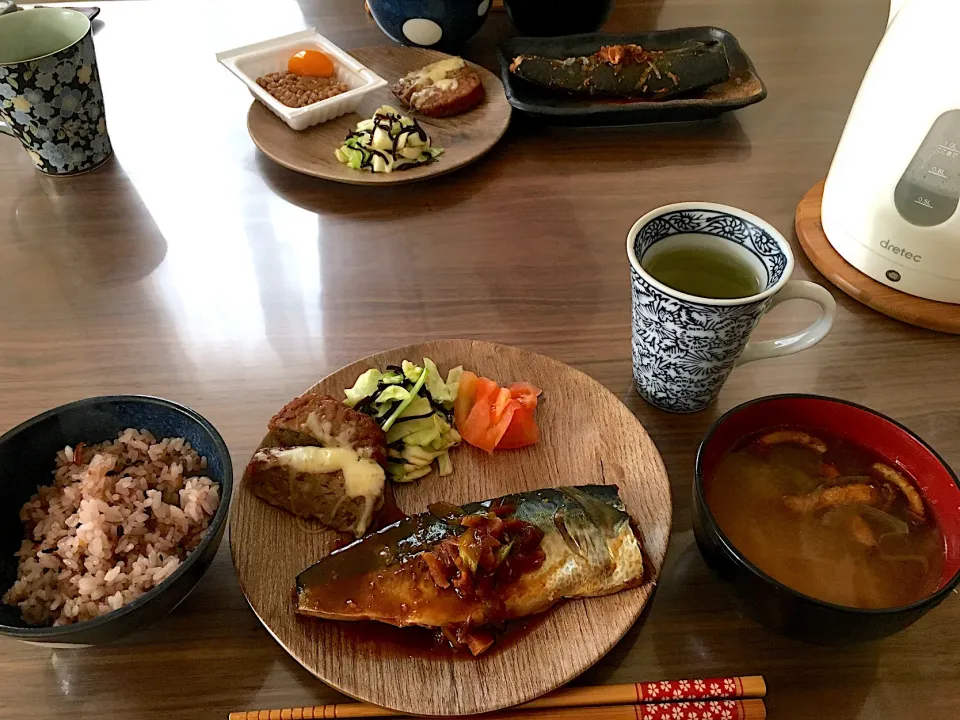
[[0, 396, 232, 646]]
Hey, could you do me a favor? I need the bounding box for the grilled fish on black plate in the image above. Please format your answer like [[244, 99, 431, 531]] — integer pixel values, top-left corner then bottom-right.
[[509, 42, 730, 99]]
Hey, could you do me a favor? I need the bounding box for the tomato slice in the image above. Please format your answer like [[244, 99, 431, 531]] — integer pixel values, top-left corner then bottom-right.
[[498, 383, 542, 449], [455, 371, 480, 430], [455, 376, 541, 452], [508, 382, 542, 410], [497, 406, 539, 449], [491, 386, 513, 422], [461, 378, 518, 453]]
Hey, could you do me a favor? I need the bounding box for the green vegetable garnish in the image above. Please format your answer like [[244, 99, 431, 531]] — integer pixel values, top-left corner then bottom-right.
[[458, 543, 479, 575], [436, 451, 453, 477], [398, 395, 432, 419], [374, 386, 411, 405], [387, 416, 434, 445], [334, 106, 444, 174], [344, 369, 382, 407], [424, 358, 458, 405], [381, 364, 428, 433], [344, 358, 463, 482], [401, 360, 422, 383], [494, 541, 514, 569]]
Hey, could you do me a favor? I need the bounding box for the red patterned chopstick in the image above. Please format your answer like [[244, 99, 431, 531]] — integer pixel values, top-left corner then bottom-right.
[[228, 676, 766, 720], [229, 700, 765, 720], [528, 676, 766, 708], [635, 699, 765, 720]]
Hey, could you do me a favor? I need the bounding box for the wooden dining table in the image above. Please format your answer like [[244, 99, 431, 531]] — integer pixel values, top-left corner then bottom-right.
[[1, 0, 958, 718]]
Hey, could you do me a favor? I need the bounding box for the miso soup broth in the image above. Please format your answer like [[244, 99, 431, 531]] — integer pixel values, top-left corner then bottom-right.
[[706, 428, 945, 609]]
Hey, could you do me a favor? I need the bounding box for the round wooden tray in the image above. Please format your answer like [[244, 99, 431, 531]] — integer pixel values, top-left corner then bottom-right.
[[796, 180, 960, 334], [247, 46, 512, 185], [229, 340, 672, 716]]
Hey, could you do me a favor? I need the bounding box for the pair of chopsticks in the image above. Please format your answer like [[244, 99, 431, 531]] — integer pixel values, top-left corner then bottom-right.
[[230, 675, 767, 720]]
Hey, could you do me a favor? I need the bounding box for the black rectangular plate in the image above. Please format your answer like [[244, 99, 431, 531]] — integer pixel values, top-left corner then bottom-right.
[[498, 27, 766, 126]]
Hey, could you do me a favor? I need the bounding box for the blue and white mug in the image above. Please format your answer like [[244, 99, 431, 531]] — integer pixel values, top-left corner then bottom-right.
[[627, 203, 837, 413], [0, 8, 112, 175]]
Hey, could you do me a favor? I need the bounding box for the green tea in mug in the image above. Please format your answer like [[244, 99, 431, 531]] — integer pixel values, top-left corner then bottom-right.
[[644, 244, 763, 299]]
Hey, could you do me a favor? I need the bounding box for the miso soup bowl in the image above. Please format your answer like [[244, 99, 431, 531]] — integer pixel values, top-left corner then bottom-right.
[[693, 394, 960, 644]]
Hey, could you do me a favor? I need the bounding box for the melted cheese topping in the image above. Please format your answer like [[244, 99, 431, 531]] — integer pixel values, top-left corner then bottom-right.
[[301, 411, 376, 459], [433, 78, 458, 91], [414, 57, 464, 85], [276, 446, 384, 534], [304, 413, 338, 445], [406, 57, 466, 109], [278, 446, 384, 498]]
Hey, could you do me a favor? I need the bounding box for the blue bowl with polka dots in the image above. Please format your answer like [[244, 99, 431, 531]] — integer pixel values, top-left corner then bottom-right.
[[367, 0, 493, 50]]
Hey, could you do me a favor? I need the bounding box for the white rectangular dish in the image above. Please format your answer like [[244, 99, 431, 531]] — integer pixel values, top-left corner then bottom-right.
[[217, 29, 387, 131]]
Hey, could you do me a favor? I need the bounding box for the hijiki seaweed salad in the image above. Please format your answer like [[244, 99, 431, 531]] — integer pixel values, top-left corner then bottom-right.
[[344, 358, 462, 482], [335, 106, 443, 173]]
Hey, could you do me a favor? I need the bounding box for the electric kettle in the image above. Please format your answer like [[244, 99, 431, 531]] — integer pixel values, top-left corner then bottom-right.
[[821, 0, 960, 304]]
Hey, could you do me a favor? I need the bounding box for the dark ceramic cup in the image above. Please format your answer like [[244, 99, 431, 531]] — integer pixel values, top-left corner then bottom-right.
[[366, 0, 492, 50], [0, 396, 232, 646], [0, 8, 112, 175], [503, 0, 614, 36], [693, 394, 960, 644]]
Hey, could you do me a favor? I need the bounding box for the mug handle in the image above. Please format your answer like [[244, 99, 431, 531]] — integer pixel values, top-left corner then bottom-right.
[[735, 281, 837, 366]]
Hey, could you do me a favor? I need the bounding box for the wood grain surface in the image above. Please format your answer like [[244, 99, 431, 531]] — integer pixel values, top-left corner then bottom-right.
[[230, 340, 672, 716], [795, 180, 960, 334], [247, 46, 511, 184], [2, 1, 960, 720]]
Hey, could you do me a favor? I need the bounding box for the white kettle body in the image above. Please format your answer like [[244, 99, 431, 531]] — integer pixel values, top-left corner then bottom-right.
[[821, 0, 960, 304]]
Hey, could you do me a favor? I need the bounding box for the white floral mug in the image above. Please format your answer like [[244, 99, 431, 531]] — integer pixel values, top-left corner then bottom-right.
[[627, 203, 837, 413], [0, 8, 112, 175]]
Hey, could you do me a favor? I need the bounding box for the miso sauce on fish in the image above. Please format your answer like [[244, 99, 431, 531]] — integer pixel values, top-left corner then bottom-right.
[[295, 485, 645, 655]]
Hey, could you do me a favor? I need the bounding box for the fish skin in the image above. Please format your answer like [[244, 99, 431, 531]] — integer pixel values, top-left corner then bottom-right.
[[509, 41, 729, 98], [295, 485, 645, 628]]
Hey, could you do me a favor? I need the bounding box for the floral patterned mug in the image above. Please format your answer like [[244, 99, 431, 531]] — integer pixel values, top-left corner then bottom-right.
[[627, 203, 837, 413], [0, 7, 111, 175]]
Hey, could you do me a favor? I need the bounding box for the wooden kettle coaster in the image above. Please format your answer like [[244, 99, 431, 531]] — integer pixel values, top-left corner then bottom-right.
[[795, 179, 960, 334]]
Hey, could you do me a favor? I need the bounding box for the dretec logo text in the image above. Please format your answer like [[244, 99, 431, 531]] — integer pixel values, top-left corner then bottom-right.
[[880, 239, 922, 263]]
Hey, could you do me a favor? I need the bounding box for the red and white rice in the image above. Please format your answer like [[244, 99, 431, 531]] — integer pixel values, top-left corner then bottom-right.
[[2, 429, 220, 626]]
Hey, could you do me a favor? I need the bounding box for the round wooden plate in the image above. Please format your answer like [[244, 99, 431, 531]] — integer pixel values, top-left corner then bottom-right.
[[230, 340, 672, 716], [796, 180, 960, 334], [247, 46, 512, 185]]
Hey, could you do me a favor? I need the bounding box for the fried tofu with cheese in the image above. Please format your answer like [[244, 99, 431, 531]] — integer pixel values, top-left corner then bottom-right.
[[246, 390, 388, 536], [268, 389, 386, 464], [393, 57, 485, 118], [246, 446, 385, 536]]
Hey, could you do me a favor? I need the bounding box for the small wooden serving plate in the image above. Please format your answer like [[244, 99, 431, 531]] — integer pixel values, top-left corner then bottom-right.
[[230, 340, 672, 716], [247, 46, 512, 185]]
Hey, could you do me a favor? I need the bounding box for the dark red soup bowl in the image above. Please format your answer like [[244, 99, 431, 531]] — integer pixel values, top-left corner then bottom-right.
[[693, 394, 960, 644]]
